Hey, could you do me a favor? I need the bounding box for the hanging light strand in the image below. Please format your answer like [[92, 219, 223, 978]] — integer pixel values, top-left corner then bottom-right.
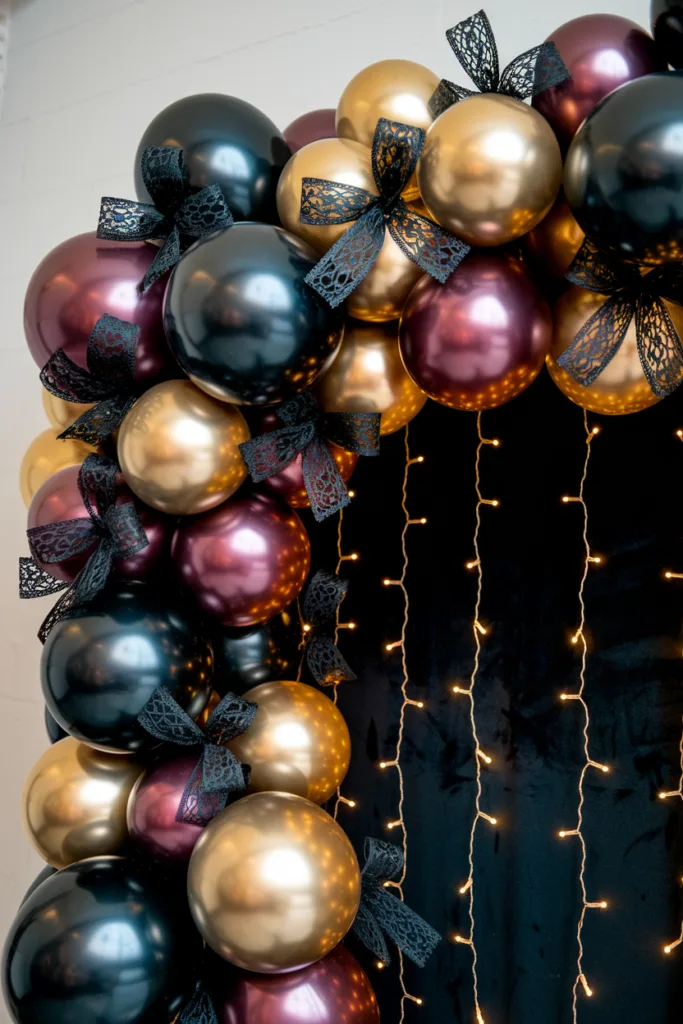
[[333, 506, 359, 819], [660, 544, 683, 955]]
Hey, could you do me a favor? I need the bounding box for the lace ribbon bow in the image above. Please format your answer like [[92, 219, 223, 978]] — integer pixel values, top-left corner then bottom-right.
[[138, 686, 257, 827], [239, 392, 381, 522], [558, 239, 683, 398], [97, 145, 233, 292], [351, 838, 441, 967], [302, 569, 356, 686], [300, 118, 470, 308], [19, 453, 148, 643], [177, 982, 218, 1024], [430, 9, 570, 118], [40, 314, 139, 446]]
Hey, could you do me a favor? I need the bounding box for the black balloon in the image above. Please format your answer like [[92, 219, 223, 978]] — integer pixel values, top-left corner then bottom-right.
[[652, 0, 683, 67], [41, 583, 213, 753], [44, 705, 66, 744], [134, 93, 291, 223], [213, 618, 296, 694], [19, 866, 56, 907], [565, 72, 683, 264], [4, 856, 197, 1024], [164, 223, 344, 405]]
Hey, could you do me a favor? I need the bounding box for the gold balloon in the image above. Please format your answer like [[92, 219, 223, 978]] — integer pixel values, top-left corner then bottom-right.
[[22, 737, 143, 868], [42, 389, 95, 432], [117, 379, 250, 515], [546, 285, 682, 414], [19, 428, 96, 508], [348, 234, 424, 322], [227, 681, 351, 804], [523, 192, 585, 282], [316, 318, 427, 434], [188, 791, 361, 972], [418, 93, 563, 247]]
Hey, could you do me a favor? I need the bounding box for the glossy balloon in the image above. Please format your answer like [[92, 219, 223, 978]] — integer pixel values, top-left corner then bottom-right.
[[652, 0, 683, 67], [42, 388, 94, 432], [227, 681, 351, 803], [172, 490, 311, 627], [44, 706, 66, 744], [19, 428, 95, 508], [187, 792, 361, 972], [316, 318, 428, 434], [28, 464, 173, 583], [22, 737, 144, 868], [400, 254, 552, 410], [565, 73, 683, 264], [24, 232, 174, 385], [283, 108, 336, 153], [41, 582, 213, 753], [127, 753, 205, 865], [164, 223, 344, 405], [135, 94, 291, 223], [533, 15, 665, 148], [20, 866, 57, 906], [117, 379, 250, 515], [522, 193, 585, 283], [213, 621, 293, 693], [4, 856, 197, 1024]]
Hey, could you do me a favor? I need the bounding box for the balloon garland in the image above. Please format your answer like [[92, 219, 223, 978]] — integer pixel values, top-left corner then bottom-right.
[[9, 5, 683, 1024]]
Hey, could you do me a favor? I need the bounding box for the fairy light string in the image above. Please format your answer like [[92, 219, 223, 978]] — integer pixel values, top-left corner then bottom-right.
[[332, 504, 359, 820]]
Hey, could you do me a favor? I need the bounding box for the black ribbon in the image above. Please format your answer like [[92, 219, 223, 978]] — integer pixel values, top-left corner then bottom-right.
[[177, 982, 217, 1024], [137, 686, 257, 827], [97, 146, 233, 292], [239, 392, 381, 522], [40, 314, 139, 446], [300, 118, 469, 308], [558, 239, 683, 398], [352, 838, 441, 967], [19, 453, 148, 643], [430, 9, 570, 118], [302, 569, 356, 686]]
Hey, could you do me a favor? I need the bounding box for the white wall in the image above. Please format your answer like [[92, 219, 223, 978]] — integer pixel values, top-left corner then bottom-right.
[[0, 0, 647, 1015]]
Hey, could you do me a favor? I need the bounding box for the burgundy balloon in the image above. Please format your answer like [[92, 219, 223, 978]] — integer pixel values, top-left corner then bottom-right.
[[24, 231, 176, 386], [532, 14, 666, 148], [283, 109, 336, 154], [127, 754, 204, 865], [171, 490, 311, 627], [399, 254, 552, 411], [210, 943, 379, 1024], [27, 464, 174, 584]]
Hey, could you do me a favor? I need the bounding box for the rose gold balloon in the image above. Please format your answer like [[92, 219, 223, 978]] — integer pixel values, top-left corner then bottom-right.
[[523, 193, 585, 282], [42, 389, 94, 432], [418, 94, 563, 247], [127, 753, 205, 866], [227, 681, 351, 804], [316, 318, 427, 434], [187, 791, 361, 973], [22, 737, 144, 868], [117, 379, 250, 515], [19, 428, 96, 508]]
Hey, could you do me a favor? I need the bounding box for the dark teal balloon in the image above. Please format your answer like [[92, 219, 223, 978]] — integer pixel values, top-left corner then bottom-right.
[[19, 866, 56, 907], [44, 706, 66, 744]]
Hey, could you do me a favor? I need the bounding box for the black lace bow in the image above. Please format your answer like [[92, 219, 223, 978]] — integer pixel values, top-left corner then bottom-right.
[[97, 146, 233, 292], [40, 314, 139, 446], [558, 239, 683, 398], [352, 838, 441, 967], [19, 453, 148, 643], [137, 686, 257, 827], [430, 9, 570, 118], [178, 982, 217, 1024], [301, 118, 469, 307], [239, 392, 381, 522], [302, 569, 356, 686]]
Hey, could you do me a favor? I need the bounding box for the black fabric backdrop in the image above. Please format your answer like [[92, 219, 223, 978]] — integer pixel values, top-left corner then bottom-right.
[[301, 369, 683, 1024]]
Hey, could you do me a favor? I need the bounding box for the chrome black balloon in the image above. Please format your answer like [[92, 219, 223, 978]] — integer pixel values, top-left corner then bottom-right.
[[652, 0, 683, 68]]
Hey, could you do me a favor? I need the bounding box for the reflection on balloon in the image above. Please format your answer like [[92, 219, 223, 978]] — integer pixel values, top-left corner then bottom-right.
[[19, 428, 96, 508], [213, 622, 292, 694], [187, 791, 361, 973], [127, 754, 205, 866], [42, 388, 94, 432], [283, 108, 336, 153], [522, 193, 585, 283], [347, 233, 425, 322], [20, 866, 57, 907]]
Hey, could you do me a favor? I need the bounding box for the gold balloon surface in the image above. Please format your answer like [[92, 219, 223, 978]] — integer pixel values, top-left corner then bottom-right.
[[418, 93, 563, 247], [547, 285, 676, 414], [42, 389, 95, 432], [347, 234, 424, 321], [227, 681, 351, 804], [117, 379, 250, 515], [316, 319, 427, 434], [22, 737, 143, 868], [20, 428, 96, 508], [523, 193, 585, 281], [188, 791, 361, 973]]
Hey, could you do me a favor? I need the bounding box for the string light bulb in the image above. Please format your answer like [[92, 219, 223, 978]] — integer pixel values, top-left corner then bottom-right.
[[330, 507, 359, 821]]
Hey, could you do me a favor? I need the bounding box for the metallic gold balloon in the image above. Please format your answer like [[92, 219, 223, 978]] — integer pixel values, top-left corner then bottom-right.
[[187, 791, 361, 973], [22, 737, 143, 868], [348, 235, 424, 321], [316, 318, 427, 434], [418, 93, 563, 247], [19, 428, 96, 508], [42, 389, 94, 432], [523, 193, 585, 281], [117, 379, 250, 515], [227, 681, 351, 804]]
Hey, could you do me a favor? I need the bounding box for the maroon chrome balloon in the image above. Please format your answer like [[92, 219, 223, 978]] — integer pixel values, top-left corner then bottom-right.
[[532, 14, 666, 148], [171, 490, 311, 627], [24, 232, 175, 385], [399, 254, 551, 411], [127, 754, 204, 865], [28, 464, 174, 584], [210, 943, 379, 1024], [283, 109, 336, 154]]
